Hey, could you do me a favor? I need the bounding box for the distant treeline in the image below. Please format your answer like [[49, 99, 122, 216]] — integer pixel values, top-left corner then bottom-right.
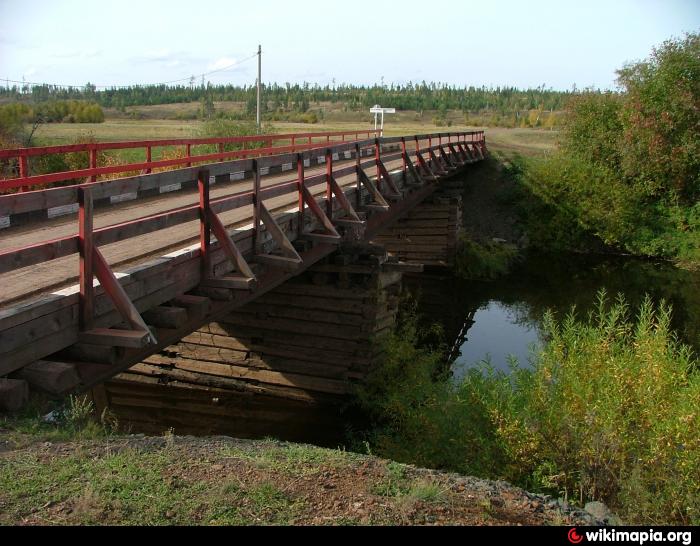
[[0, 100, 104, 126], [0, 81, 580, 118]]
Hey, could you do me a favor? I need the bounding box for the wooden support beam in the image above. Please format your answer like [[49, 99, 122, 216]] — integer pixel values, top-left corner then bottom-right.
[[0, 378, 28, 412], [60, 344, 124, 366], [142, 306, 188, 329], [16, 360, 80, 395], [170, 295, 212, 320], [79, 328, 152, 348]]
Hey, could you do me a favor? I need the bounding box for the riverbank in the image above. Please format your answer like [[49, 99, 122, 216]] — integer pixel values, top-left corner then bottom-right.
[[0, 431, 606, 526]]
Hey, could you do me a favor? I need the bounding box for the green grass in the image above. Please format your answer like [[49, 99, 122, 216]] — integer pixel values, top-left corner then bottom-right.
[[219, 439, 357, 477], [0, 445, 305, 525]]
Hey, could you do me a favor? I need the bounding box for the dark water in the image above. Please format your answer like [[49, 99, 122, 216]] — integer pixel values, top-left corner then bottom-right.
[[405, 253, 700, 378]]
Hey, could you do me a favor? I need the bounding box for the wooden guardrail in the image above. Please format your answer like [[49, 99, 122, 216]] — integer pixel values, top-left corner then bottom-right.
[[0, 129, 380, 192]]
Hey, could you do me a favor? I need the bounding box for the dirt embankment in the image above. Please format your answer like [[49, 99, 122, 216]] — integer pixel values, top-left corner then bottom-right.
[[0, 433, 606, 526]]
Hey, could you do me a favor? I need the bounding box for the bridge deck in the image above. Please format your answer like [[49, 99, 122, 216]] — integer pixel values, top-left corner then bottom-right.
[[0, 147, 400, 307]]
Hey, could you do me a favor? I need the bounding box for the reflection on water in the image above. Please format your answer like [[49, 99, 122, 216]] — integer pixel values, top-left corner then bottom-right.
[[452, 301, 540, 379], [405, 252, 700, 380]]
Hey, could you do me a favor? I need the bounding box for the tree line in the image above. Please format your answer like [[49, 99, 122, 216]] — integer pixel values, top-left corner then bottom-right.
[[0, 81, 579, 116]]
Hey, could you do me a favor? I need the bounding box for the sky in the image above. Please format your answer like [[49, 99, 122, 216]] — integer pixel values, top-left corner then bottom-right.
[[0, 0, 698, 91]]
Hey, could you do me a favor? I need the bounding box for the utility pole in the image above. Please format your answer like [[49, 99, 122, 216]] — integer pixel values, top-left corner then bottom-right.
[[256, 44, 262, 133]]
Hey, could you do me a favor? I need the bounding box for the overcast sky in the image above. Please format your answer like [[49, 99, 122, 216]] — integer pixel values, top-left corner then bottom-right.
[[0, 0, 698, 91]]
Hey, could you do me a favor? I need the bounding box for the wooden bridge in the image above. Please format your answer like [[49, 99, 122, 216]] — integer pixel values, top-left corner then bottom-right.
[[0, 130, 487, 415]]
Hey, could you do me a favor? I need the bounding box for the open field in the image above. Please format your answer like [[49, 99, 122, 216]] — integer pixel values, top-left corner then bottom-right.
[[31, 117, 558, 158]]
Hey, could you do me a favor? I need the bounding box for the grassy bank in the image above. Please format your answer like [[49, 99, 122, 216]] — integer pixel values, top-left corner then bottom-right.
[[356, 293, 699, 525], [0, 426, 598, 526]]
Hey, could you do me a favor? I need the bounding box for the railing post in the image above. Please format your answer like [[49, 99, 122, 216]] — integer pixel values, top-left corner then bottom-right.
[[186, 144, 192, 167], [326, 148, 333, 218], [89, 146, 97, 183], [253, 160, 261, 254], [78, 187, 94, 331], [401, 137, 407, 183], [146, 146, 152, 174], [198, 169, 211, 278], [375, 138, 381, 192], [19, 153, 28, 192], [297, 153, 305, 238], [355, 143, 362, 210]]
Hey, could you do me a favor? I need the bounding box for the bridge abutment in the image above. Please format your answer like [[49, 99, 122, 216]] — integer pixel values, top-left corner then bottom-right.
[[92, 246, 407, 440]]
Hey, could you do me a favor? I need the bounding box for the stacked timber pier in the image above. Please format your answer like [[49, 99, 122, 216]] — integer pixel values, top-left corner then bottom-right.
[[0, 130, 488, 423]]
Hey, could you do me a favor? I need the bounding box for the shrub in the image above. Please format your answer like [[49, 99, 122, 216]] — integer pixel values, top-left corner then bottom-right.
[[358, 292, 700, 524]]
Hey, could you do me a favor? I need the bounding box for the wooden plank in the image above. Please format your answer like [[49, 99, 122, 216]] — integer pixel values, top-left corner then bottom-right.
[[16, 360, 80, 395]]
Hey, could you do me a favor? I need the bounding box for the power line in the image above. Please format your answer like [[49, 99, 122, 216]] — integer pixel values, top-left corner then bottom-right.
[[2, 52, 259, 90]]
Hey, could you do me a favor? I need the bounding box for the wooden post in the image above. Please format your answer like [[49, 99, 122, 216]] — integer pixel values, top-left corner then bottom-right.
[[89, 147, 97, 183], [375, 138, 381, 192], [19, 153, 28, 192], [198, 169, 211, 278], [78, 186, 94, 331], [146, 146, 152, 174], [186, 143, 192, 167], [253, 160, 261, 254], [326, 148, 333, 218], [355, 143, 362, 210], [401, 137, 407, 184], [297, 153, 305, 238]]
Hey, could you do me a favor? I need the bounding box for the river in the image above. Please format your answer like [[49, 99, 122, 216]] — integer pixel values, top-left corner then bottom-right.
[[405, 253, 700, 379]]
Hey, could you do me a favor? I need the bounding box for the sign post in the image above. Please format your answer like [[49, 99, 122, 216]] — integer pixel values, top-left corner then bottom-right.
[[370, 105, 396, 136]]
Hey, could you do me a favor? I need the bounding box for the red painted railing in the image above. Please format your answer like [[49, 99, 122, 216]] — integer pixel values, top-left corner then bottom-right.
[[0, 130, 379, 192]]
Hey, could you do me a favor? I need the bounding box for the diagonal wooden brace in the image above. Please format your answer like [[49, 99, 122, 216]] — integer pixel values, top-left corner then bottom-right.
[[329, 175, 362, 222], [89, 246, 157, 345], [429, 148, 449, 175], [405, 156, 427, 185], [439, 145, 457, 169], [447, 143, 465, 166], [300, 185, 341, 244], [358, 167, 390, 210], [377, 160, 402, 198], [456, 143, 472, 162], [207, 209, 256, 280], [258, 203, 303, 262], [417, 152, 440, 182]]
